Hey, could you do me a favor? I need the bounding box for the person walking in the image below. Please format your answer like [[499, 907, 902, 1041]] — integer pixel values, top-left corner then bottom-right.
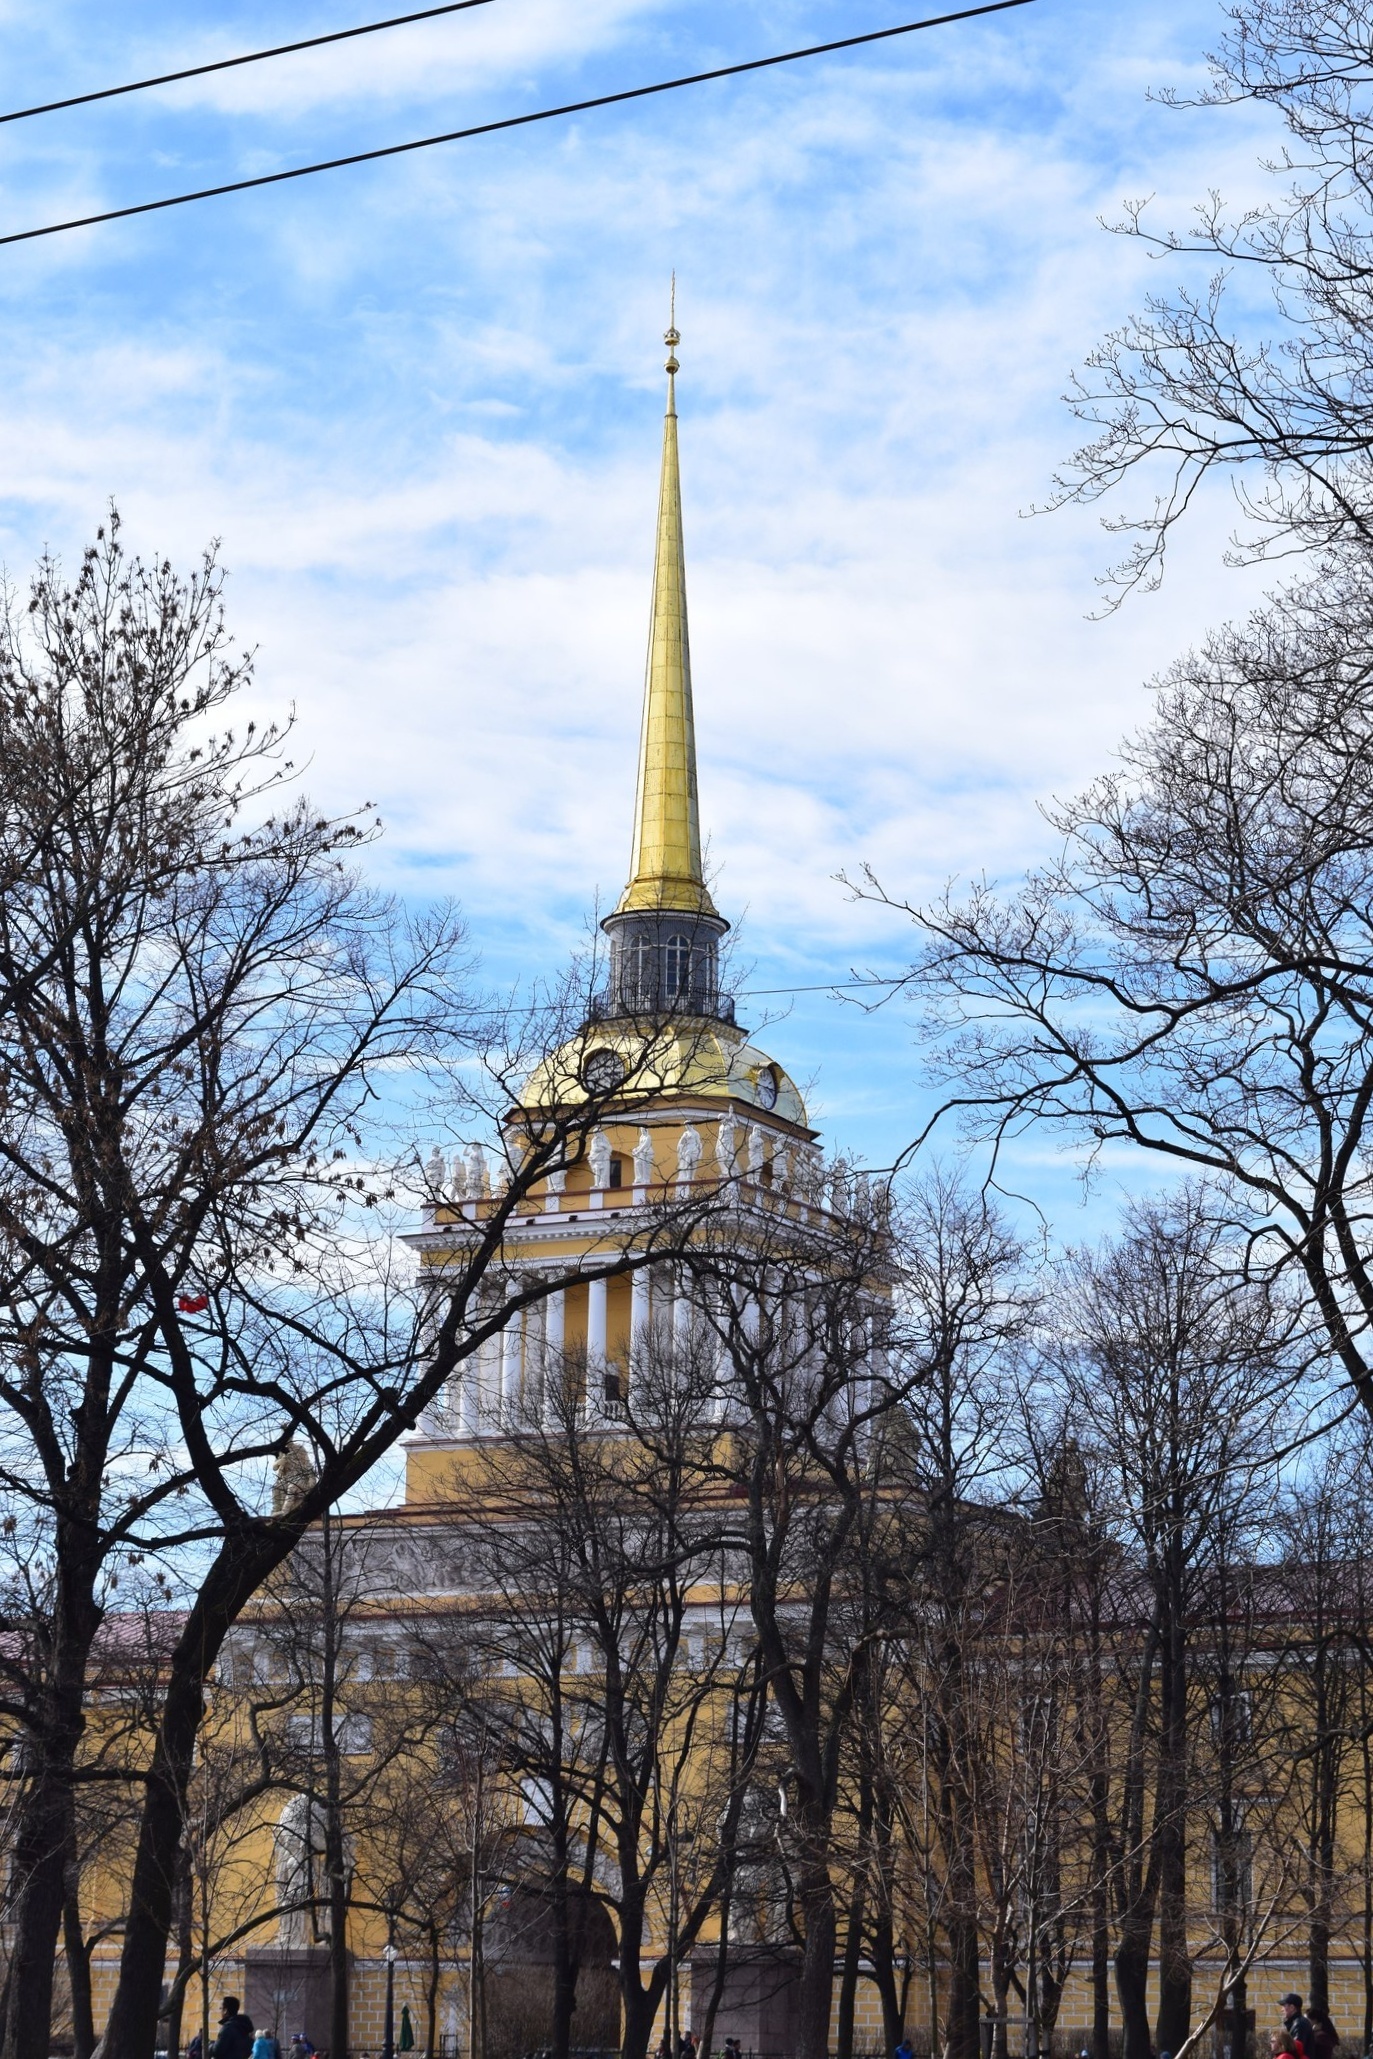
[[1284, 1996, 1317, 2059], [1309, 2008, 1339, 2059], [251, 2028, 280, 2059], [212, 1999, 255, 2059], [895, 2038, 915, 2059]]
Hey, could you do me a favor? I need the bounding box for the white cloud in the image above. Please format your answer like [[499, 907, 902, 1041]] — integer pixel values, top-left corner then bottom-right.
[[0, 0, 1297, 1175]]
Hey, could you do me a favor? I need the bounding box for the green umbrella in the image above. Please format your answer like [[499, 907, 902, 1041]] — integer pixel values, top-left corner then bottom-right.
[[398, 2007, 415, 2053]]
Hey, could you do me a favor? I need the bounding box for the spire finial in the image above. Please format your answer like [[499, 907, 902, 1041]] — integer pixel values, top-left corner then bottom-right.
[[665, 274, 680, 400], [613, 291, 718, 922]]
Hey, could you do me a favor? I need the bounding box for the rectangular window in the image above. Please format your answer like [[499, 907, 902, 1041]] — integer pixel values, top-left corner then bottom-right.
[[1209, 1691, 1253, 1746], [520, 1776, 553, 1827], [609, 1158, 623, 1189], [337, 1713, 372, 1755], [1211, 1828, 1253, 1914]]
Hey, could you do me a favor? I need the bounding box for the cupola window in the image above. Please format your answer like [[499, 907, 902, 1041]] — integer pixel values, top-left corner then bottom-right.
[[665, 933, 693, 999], [626, 934, 654, 1008]]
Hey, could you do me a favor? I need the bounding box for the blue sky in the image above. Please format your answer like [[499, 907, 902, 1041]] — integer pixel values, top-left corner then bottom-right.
[[0, 0, 1290, 1223]]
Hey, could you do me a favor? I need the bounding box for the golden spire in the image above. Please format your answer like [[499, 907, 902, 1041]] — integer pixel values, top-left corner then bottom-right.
[[616, 292, 719, 919]]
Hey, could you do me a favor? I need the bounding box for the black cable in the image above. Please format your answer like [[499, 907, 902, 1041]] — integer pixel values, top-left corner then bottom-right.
[[0, 0, 1035, 250], [0, 1, 495, 128]]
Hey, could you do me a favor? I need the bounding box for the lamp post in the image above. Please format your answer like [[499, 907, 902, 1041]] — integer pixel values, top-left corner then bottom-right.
[[383, 1933, 399, 2059]]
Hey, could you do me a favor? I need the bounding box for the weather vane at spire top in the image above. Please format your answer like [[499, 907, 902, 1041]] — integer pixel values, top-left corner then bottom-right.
[[664, 271, 679, 373]]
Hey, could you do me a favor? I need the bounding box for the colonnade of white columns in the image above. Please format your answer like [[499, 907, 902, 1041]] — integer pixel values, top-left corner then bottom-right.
[[433, 1269, 884, 1442]]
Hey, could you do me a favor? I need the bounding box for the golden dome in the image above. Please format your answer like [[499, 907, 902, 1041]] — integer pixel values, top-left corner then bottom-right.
[[519, 1018, 809, 1130]]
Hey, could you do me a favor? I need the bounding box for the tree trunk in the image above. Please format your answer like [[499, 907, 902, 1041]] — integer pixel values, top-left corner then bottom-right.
[[1229, 1972, 1248, 2059], [101, 1532, 300, 2059], [869, 1901, 903, 2054], [165, 1849, 194, 2059], [837, 1777, 872, 2059], [548, 1875, 575, 2059], [1309, 1722, 1338, 2024], [1155, 1606, 1191, 2054], [696, 1891, 731, 2059], [101, 1639, 208, 2059], [619, 1974, 664, 2059], [796, 1865, 837, 2059], [1309, 1912, 1331, 2023], [3, 1605, 98, 2059], [424, 1925, 440, 2059], [836, 1871, 866, 2059], [1115, 1908, 1155, 2059], [325, 1827, 349, 2059], [1091, 1861, 1110, 2059], [1364, 1724, 1373, 2058], [940, 1775, 980, 2059], [613, 1845, 661, 2059], [62, 1888, 95, 2059], [945, 1908, 980, 2059]]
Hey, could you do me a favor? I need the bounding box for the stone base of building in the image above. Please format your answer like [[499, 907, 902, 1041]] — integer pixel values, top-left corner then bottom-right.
[[244, 1945, 336, 2043], [689, 1945, 804, 2058]]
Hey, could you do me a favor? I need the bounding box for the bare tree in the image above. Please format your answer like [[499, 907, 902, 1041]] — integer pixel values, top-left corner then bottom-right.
[[1051, 1191, 1294, 2059], [234, 1493, 454, 2059], [887, 1177, 1032, 2059], [0, 513, 714, 2059], [456, 1328, 766, 2059], [1017, 1427, 1117, 2059], [679, 1169, 1029, 2059], [1048, 0, 1373, 598], [865, 563, 1373, 1431], [1258, 1416, 1373, 2027]]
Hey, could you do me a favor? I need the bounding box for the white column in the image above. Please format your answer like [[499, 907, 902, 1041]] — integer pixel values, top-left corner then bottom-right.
[[458, 1351, 480, 1437], [630, 1268, 650, 1362], [587, 1276, 608, 1413], [500, 1312, 523, 1425], [543, 1288, 565, 1424], [473, 1327, 498, 1433], [706, 1283, 730, 1420], [673, 1265, 693, 1357], [742, 1291, 761, 1357], [527, 1293, 547, 1424], [862, 1303, 887, 1439]]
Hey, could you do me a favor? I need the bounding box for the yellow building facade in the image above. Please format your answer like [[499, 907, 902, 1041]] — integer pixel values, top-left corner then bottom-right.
[[62, 327, 1367, 2059], [178, 326, 851, 2059]]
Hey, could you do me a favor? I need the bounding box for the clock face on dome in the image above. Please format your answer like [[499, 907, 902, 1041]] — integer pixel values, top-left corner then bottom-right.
[[754, 1066, 779, 1110], [582, 1048, 627, 1096]]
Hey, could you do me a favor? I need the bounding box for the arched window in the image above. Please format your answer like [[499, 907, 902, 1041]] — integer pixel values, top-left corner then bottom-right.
[[665, 933, 693, 999], [625, 934, 654, 1006]]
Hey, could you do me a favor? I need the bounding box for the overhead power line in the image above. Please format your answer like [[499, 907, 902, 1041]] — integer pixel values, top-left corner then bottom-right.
[[0, 0, 1036, 249], [0, 0, 495, 128]]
